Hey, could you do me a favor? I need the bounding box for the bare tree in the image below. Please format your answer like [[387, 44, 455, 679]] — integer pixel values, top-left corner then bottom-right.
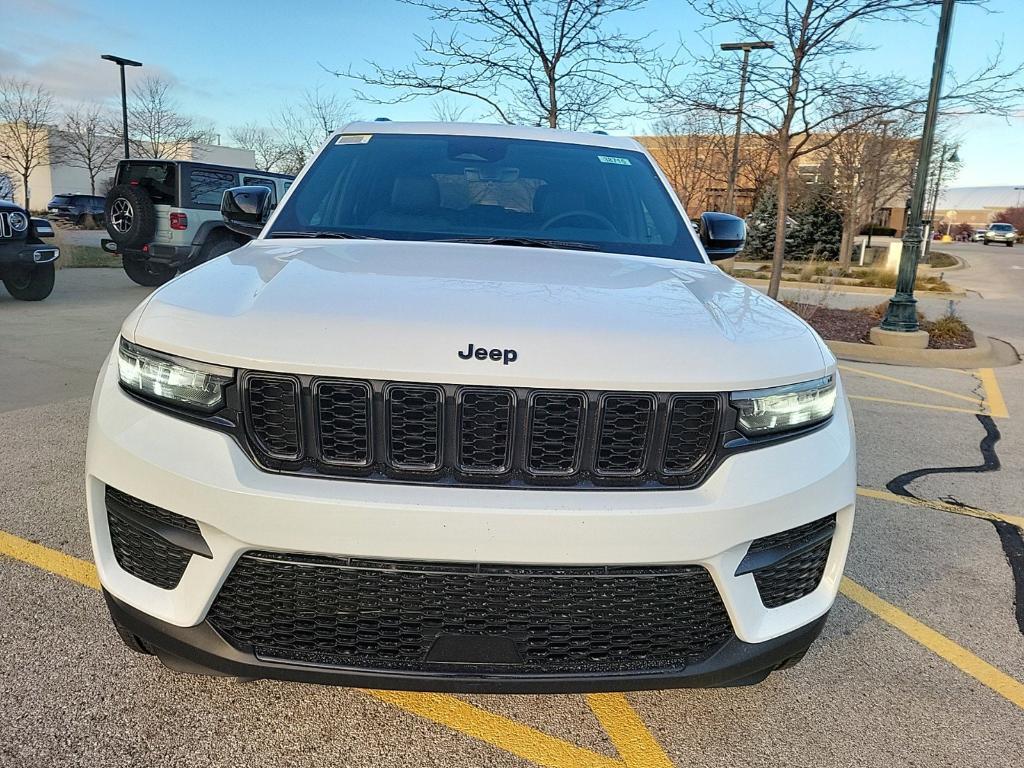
[[59, 104, 122, 195], [431, 95, 469, 122], [659, 0, 1024, 298], [229, 122, 288, 172], [823, 114, 918, 268], [275, 87, 353, 174], [0, 172, 13, 201], [0, 77, 59, 210], [121, 76, 211, 159], [644, 113, 732, 216], [342, 0, 655, 129]]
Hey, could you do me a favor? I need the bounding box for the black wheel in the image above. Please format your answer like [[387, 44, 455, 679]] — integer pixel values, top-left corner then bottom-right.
[[983, 240, 990, 246], [1007, 241, 1013, 247], [3, 263, 55, 301], [122, 256, 176, 287], [105, 184, 157, 249], [180, 234, 242, 272], [110, 614, 152, 655], [75, 214, 86, 226]]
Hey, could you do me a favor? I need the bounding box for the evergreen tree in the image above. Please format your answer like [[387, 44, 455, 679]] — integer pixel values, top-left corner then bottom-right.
[[744, 186, 778, 260], [789, 184, 843, 261]]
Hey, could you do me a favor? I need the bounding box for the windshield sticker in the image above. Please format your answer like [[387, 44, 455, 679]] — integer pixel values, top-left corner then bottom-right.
[[598, 155, 631, 165], [336, 134, 373, 145]]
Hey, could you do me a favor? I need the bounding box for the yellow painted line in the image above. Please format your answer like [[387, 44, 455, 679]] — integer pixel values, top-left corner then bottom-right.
[[856, 486, 1024, 529], [848, 394, 986, 416], [840, 577, 1024, 710], [838, 364, 984, 406], [367, 690, 623, 768], [0, 529, 648, 767], [0, 530, 100, 589], [586, 694, 674, 768], [976, 368, 1009, 419]]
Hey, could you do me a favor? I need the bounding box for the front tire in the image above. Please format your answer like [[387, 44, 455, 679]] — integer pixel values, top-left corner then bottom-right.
[[122, 257, 176, 287], [3, 263, 55, 301], [180, 234, 242, 272]]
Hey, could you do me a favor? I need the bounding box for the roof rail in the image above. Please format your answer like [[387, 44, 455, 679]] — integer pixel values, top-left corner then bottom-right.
[[374, 117, 391, 122]]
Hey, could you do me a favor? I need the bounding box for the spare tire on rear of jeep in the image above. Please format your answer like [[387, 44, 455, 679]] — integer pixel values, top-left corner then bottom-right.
[[105, 184, 157, 249]]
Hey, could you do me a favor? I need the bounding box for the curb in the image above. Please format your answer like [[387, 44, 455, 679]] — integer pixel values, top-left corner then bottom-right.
[[824, 335, 1020, 369], [737, 277, 965, 298]]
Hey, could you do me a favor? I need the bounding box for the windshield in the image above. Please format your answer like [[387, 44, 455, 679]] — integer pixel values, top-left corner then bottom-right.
[[990, 223, 1013, 231], [267, 133, 701, 262]]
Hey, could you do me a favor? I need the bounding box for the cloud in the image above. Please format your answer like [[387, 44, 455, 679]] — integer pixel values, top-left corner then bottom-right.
[[0, 42, 178, 110]]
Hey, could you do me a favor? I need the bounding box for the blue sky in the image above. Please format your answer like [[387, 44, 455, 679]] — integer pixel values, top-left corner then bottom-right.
[[4, 0, 1022, 187]]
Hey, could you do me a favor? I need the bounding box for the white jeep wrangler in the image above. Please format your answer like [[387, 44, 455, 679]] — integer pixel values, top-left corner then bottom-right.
[[101, 159, 292, 286], [87, 122, 855, 692]]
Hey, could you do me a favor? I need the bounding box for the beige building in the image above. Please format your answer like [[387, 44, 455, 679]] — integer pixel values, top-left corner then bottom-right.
[[2, 124, 256, 211]]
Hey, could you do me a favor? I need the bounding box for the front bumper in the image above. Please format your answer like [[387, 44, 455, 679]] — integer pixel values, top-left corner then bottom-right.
[[105, 588, 829, 692], [0, 241, 59, 267], [102, 238, 198, 267], [87, 350, 856, 690]]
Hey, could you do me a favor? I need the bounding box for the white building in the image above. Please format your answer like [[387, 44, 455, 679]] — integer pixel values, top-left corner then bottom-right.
[[2, 124, 256, 210]]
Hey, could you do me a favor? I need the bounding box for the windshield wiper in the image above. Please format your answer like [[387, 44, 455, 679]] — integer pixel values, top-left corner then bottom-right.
[[437, 236, 601, 252], [267, 230, 375, 240]]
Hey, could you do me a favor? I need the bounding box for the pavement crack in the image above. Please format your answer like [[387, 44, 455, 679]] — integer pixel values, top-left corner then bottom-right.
[[885, 414, 1024, 636]]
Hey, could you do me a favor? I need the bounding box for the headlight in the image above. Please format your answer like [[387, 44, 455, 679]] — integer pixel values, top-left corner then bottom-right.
[[731, 375, 836, 436], [118, 338, 234, 412], [8, 211, 28, 232]]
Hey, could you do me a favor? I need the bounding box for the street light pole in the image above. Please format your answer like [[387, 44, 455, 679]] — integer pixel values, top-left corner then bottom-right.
[[879, 0, 956, 335], [721, 40, 774, 215], [101, 54, 143, 159], [923, 144, 958, 261], [865, 119, 895, 249]]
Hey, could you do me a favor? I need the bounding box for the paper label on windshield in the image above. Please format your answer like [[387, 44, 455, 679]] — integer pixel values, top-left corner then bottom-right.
[[598, 155, 631, 165], [336, 134, 373, 144]]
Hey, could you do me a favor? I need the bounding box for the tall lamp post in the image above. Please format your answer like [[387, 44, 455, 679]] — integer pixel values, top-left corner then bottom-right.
[[865, 119, 895, 249], [877, 0, 956, 343], [721, 40, 774, 215], [1014, 186, 1023, 207], [100, 54, 143, 159], [922, 143, 959, 259]]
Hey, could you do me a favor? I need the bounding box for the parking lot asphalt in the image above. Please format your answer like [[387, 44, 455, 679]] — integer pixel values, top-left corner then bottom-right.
[[1, 261, 1022, 767]]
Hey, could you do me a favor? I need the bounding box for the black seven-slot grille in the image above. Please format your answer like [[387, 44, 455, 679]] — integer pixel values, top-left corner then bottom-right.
[[206, 552, 735, 674], [241, 372, 721, 488]]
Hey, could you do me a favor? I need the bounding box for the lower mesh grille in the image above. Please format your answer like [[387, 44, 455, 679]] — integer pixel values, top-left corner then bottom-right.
[[207, 552, 735, 674], [105, 486, 202, 589], [107, 507, 192, 589], [753, 540, 832, 608]]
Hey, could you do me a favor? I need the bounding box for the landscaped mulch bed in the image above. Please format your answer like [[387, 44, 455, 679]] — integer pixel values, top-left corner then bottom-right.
[[783, 303, 975, 350]]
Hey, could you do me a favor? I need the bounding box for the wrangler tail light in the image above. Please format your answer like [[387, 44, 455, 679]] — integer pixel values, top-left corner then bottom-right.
[[169, 212, 188, 230]]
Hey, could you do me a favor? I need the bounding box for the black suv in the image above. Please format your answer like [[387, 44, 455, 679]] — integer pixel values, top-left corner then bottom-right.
[[102, 160, 293, 286], [47, 194, 106, 226], [0, 200, 59, 301]]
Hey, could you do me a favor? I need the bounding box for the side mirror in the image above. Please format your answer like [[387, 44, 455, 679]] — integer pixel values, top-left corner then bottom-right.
[[698, 211, 746, 261], [221, 186, 273, 238], [30, 217, 55, 238]]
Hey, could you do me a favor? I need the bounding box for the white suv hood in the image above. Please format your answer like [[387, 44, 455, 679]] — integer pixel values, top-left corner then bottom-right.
[[127, 240, 831, 391]]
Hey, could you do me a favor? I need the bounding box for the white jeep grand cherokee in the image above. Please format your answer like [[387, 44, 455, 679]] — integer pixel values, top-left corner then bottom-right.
[[87, 122, 855, 693]]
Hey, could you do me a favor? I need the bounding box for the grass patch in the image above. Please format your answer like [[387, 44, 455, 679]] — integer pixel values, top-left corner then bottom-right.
[[850, 268, 951, 292], [58, 243, 121, 268], [926, 251, 957, 268]]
